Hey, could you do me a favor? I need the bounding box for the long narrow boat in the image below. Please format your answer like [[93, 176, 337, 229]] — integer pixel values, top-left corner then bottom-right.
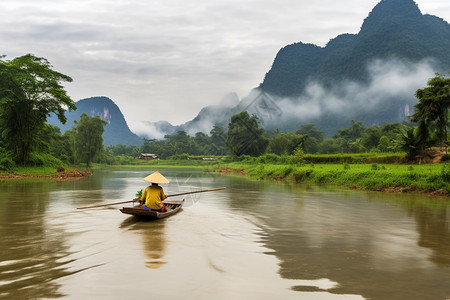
[[120, 199, 184, 219]]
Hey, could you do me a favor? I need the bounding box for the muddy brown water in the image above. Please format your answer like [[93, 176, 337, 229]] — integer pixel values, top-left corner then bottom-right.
[[0, 168, 449, 299]]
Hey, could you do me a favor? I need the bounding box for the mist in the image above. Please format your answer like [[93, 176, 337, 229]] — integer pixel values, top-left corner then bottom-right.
[[132, 58, 438, 139], [253, 58, 437, 132]]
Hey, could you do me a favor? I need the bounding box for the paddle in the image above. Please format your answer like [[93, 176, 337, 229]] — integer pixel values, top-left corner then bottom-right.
[[76, 187, 226, 209]]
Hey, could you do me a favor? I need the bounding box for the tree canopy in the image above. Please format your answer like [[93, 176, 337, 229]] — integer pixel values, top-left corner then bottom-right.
[[0, 54, 74, 163], [411, 73, 450, 148], [74, 113, 107, 168], [226, 111, 268, 157]]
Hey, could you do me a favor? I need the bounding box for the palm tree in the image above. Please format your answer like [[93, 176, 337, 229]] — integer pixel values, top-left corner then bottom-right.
[[392, 127, 421, 161]]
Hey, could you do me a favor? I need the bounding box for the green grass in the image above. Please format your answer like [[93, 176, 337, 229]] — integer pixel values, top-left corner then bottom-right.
[[3, 153, 448, 195], [220, 162, 450, 193]]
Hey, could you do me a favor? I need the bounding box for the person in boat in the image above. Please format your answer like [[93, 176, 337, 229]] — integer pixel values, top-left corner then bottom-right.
[[140, 171, 169, 212]]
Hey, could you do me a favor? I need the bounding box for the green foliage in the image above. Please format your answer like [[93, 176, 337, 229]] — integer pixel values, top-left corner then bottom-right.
[[113, 155, 136, 165], [392, 126, 423, 161], [441, 163, 450, 182], [411, 73, 450, 148], [168, 153, 189, 160], [257, 153, 281, 164], [223, 162, 448, 193], [74, 113, 107, 168], [0, 156, 15, 171], [441, 154, 450, 162], [27, 152, 64, 168], [135, 189, 143, 198], [292, 147, 305, 165], [226, 112, 268, 157], [268, 132, 303, 155], [0, 54, 74, 164], [304, 152, 405, 164], [377, 136, 391, 152]]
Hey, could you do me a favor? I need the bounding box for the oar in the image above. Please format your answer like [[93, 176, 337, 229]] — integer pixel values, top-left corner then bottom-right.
[[76, 187, 226, 209]]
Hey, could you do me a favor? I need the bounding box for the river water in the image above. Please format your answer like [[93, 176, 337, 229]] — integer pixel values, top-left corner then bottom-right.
[[0, 168, 449, 300]]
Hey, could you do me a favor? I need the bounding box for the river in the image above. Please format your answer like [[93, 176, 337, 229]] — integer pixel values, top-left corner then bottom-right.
[[0, 168, 449, 299]]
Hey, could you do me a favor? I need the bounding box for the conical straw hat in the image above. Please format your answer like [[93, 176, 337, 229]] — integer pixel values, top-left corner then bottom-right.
[[143, 171, 170, 184]]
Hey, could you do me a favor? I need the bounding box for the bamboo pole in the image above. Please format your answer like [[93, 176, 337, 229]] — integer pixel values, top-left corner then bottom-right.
[[76, 187, 226, 209]]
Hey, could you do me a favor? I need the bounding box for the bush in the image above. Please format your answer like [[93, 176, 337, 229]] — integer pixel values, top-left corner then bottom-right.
[[258, 153, 281, 164], [293, 169, 313, 182], [168, 153, 189, 160], [27, 152, 63, 167], [0, 157, 15, 171], [114, 155, 136, 165], [239, 155, 255, 163], [442, 163, 450, 182], [292, 147, 305, 165]]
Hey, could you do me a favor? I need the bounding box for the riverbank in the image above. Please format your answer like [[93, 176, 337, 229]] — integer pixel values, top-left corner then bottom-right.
[[3, 159, 447, 197], [213, 163, 450, 197], [0, 168, 92, 180]]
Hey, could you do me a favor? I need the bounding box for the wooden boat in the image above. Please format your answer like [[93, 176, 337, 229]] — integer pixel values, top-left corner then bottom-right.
[[120, 199, 184, 219]]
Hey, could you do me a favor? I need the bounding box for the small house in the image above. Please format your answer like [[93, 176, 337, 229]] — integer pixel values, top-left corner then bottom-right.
[[138, 153, 159, 160]]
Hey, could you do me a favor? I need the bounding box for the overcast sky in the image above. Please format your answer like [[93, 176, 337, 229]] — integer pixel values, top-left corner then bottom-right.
[[1, 0, 449, 133]]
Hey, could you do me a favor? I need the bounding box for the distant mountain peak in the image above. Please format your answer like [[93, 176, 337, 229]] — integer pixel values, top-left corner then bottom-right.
[[47, 96, 142, 146], [361, 0, 422, 33]]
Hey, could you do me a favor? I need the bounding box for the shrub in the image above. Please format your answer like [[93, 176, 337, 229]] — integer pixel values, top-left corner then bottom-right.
[[27, 152, 63, 167], [282, 166, 294, 177], [0, 157, 15, 171], [441, 163, 450, 182], [258, 153, 281, 164], [292, 147, 305, 165], [292, 169, 313, 182]]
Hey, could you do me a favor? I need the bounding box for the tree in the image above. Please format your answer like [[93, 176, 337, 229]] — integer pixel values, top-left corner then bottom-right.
[[226, 111, 268, 157], [209, 125, 227, 155], [392, 126, 422, 161], [0, 54, 75, 163], [362, 125, 382, 150], [377, 136, 390, 152], [75, 113, 107, 168], [268, 132, 304, 155], [411, 73, 450, 149], [295, 124, 324, 142]]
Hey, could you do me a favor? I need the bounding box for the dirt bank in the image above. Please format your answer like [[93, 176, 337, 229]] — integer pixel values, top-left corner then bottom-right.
[[0, 170, 92, 181]]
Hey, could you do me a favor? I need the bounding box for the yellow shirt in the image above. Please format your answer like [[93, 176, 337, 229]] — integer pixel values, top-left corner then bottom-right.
[[140, 185, 166, 209]]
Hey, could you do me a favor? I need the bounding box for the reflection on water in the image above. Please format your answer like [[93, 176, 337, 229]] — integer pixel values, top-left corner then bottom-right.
[[415, 206, 450, 267], [224, 179, 450, 300], [0, 169, 449, 299], [0, 180, 75, 299], [121, 217, 168, 269]]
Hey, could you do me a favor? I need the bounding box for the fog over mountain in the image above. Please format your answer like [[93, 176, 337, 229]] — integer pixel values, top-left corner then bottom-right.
[[131, 0, 449, 139]]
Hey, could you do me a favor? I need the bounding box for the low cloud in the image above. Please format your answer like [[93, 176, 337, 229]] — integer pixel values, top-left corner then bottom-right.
[[132, 58, 438, 139], [258, 58, 437, 128]]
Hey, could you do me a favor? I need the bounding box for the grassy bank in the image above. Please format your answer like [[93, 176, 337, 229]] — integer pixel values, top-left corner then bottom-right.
[[214, 162, 450, 195], [3, 155, 448, 196]]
